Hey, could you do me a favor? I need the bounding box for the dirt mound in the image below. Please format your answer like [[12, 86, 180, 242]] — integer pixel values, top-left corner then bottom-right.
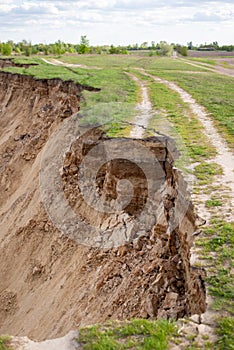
[[0, 70, 206, 341]]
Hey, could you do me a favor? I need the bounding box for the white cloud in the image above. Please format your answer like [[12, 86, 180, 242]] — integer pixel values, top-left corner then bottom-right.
[[191, 10, 233, 22], [0, 0, 233, 44]]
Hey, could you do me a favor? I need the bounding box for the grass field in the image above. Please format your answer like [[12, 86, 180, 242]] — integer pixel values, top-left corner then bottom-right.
[[7, 55, 233, 147], [147, 69, 234, 148], [1, 54, 233, 349]]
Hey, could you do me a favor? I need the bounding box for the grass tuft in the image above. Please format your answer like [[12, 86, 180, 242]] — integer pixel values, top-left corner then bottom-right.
[[205, 198, 223, 208], [196, 221, 234, 314], [194, 162, 223, 185], [0, 337, 11, 350], [78, 319, 177, 350], [216, 317, 234, 350]]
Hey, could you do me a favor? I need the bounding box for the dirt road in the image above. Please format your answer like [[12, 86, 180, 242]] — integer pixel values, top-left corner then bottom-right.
[[131, 69, 234, 346], [140, 69, 234, 203], [125, 73, 152, 138], [179, 58, 234, 77], [42, 58, 101, 70]]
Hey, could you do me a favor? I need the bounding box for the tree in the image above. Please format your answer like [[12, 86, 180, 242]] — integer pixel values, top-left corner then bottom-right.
[[15, 47, 21, 55], [212, 41, 219, 50], [78, 35, 90, 54], [1, 43, 12, 56], [68, 44, 76, 53], [187, 41, 193, 50], [52, 40, 66, 55], [158, 41, 173, 56], [109, 45, 128, 54], [140, 41, 148, 50], [24, 45, 32, 56], [176, 45, 188, 56], [109, 45, 118, 54], [18, 40, 32, 56]]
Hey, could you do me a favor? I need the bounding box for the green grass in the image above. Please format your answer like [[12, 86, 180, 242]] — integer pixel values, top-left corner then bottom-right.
[[5, 56, 227, 143], [216, 317, 234, 350], [193, 160, 233, 350], [136, 57, 208, 72], [54, 54, 141, 69], [136, 73, 216, 163], [3, 57, 136, 99], [54, 55, 207, 72], [218, 61, 234, 70], [2, 56, 138, 136], [196, 220, 234, 314], [205, 198, 223, 208], [78, 319, 177, 350], [0, 337, 11, 350], [2, 56, 210, 141], [194, 162, 223, 185], [146, 70, 234, 149], [186, 57, 217, 66]]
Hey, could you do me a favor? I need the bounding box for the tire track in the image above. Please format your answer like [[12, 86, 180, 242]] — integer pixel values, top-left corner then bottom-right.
[[179, 58, 234, 78], [137, 68, 234, 346], [42, 58, 101, 70], [125, 72, 152, 139], [139, 69, 234, 209]]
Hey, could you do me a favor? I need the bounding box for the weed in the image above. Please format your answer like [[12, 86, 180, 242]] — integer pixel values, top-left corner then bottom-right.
[[187, 58, 217, 66], [194, 162, 223, 185], [0, 337, 11, 350], [205, 199, 223, 207], [216, 317, 234, 350], [78, 319, 177, 350], [196, 221, 234, 313]]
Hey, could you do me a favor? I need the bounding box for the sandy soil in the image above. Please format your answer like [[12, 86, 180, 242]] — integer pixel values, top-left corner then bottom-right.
[[11, 331, 79, 350], [126, 73, 152, 139], [1, 68, 205, 348]]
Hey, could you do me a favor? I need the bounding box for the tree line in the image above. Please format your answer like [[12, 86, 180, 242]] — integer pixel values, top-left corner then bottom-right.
[[0, 37, 233, 57]]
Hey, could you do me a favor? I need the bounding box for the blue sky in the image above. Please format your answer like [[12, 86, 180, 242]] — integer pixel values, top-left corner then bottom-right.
[[0, 0, 233, 45]]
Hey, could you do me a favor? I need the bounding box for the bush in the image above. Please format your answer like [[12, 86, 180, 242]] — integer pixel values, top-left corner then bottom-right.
[[176, 45, 188, 56], [158, 41, 173, 56], [1, 43, 12, 56]]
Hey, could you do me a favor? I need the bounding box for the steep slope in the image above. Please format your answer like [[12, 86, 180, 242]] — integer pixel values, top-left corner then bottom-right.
[[0, 69, 205, 341]]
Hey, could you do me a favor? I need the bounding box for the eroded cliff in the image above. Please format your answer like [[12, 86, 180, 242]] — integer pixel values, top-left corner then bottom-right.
[[0, 68, 206, 341]]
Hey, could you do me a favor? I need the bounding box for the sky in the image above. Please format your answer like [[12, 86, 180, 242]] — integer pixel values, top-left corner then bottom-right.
[[0, 0, 233, 46]]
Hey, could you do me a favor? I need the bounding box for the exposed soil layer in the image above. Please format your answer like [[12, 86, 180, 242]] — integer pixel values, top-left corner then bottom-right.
[[0, 58, 38, 69], [0, 68, 205, 340]]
